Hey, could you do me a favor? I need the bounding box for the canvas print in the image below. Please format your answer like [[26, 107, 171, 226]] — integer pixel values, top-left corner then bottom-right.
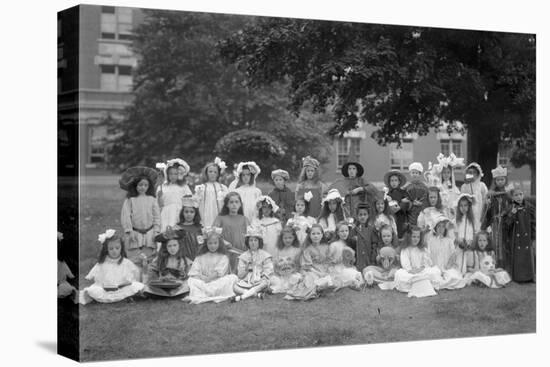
[[57, 4, 536, 362]]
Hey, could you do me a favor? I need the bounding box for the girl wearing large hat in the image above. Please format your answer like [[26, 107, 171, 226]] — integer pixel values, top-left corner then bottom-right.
[[119, 166, 161, 274], [329, 161, 379, 219], [295, 156, 328, 218]]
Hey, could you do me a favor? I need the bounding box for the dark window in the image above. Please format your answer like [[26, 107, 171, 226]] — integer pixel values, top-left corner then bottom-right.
[[101, 6, 116, 13], [100, 65, 116, 74], [101, 32, 116, 39], [118, 66, 132, 75], [118, 33, 133, 41]]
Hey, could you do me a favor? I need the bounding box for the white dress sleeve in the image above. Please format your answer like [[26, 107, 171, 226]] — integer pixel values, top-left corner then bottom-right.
[[214, 255, 230, 277], [121, 199, 133, 233], [85, 263, 100, 282]]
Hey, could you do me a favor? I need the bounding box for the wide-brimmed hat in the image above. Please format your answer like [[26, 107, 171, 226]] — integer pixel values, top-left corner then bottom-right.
[[119, 166, 158, 191], [322, 189, 345, 204], [236, 161, 261, 179], [384, 170, 407, 188], [256, 195, 280, 213], [245, 225, 263, 238], [341, 162, 364, 178]]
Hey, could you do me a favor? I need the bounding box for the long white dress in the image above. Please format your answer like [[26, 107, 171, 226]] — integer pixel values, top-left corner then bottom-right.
[[439, 180, 460, 221], [80, 257, 144, 304], [195, 182, 228, 227], [252, 217, 282, 256], [460, 180, 488, 232], [287, 214, 317, 245], [394, 247, 442, 297], [231, 184, 262, 224], [158, 183, 192, 231], [425, 232, 465, 290], [185, 252, 238, 304]]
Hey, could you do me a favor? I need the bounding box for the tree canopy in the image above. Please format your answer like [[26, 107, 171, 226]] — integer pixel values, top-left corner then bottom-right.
[[108, 10, 332, 176], [220, 18, 535, 185]]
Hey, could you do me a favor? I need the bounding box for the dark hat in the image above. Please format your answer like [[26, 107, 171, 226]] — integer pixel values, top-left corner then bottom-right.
[[383, 170, 407, 188], [341, 162, 364, 178], [119, 166, 158, 191]]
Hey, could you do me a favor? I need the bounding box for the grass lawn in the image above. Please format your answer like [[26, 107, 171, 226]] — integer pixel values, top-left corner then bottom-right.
[[68, 176, 536, 362]]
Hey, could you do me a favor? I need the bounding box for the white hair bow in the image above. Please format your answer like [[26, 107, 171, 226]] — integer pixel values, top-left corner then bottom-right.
[[98, 229, 116, 244], [214, 157, 227, 172]]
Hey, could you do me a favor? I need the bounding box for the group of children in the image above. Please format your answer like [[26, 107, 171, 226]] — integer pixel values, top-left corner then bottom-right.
[[58, 152, 535, 304]]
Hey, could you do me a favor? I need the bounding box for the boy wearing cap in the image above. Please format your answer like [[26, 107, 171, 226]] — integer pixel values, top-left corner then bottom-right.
[[268, 169, 295, 224], [405, 162, 429, 227]]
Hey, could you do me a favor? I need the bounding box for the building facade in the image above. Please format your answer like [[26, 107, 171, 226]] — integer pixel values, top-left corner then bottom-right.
[[58, 5, 143, 174]]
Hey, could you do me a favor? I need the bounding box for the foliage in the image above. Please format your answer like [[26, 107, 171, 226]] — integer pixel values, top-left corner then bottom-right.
[[220, 19, 536, 157], [107, 11, 332, 177]]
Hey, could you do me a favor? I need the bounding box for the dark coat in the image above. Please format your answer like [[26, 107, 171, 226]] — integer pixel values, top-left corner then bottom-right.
[[404, 180, 429, 226], [504, 200, 535, 282], [268, 187, 296, 224], [351, 223, 375, 271], [387, 187, 411, 238]]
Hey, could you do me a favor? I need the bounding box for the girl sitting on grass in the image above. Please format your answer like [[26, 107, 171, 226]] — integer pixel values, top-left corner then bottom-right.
[[184, 227, 238, 304], [232, 226, 274, 302], [269, 226, 303, 294], [80, 229, 144, 304], [287, 192, 316, 246], [252, 196, 283, 257], [144, 228, 191, 298]]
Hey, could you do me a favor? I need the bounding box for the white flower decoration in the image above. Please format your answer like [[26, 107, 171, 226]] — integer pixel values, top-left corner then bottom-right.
[[98, 229, 116, 244], [214, 157, 227, 172], [304, 191, 313, 202], [197, 235, 204, 245], [156, 162, 167, 170]]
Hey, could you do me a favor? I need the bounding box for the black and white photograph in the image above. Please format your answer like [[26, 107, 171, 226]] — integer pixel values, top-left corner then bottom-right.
[[52, 0, 540, 364]]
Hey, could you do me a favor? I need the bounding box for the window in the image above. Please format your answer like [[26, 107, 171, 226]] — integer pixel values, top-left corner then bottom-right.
[[497, 143, 511, 167], [100, 65, 132, 92], [336, 138, 361, 169], [100, 6, 133, 41], [440, 139, 462, 157], [390, 140, 413, 170], [89, 125, 107, 164]]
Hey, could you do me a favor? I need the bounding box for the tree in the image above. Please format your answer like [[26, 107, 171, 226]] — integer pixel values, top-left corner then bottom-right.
[[220, 19, 535, 185], [107, 10, 332, 177]]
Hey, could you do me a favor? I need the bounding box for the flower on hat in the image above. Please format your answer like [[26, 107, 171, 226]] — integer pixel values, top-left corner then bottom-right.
[[202, 226, 223, 237], [304, 191, 313, 202], [155, 162, 167, 170], [214, 157, 227, 172], [322, 189, 344, 204], [236, 161, 261, 178], [98, 229, 116, 244], [256, 195, 280, 213]]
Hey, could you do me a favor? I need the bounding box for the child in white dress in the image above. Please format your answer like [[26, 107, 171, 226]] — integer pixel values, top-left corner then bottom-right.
[[318, 189, 346, 241], [417, 186, 445, 233], [460, 162, 488, 231], [328, 222, 363, 290], [394, 226, 442, 297], [120, 167, 161, 277], [232, 226, 274, 301], [80, 230, 144, 304], [269, 226, 303, 294], [425, 216, 465, 290], [252, 196, 282, 256], [158, 158, 193, 231], [469, 231, 511, 288], [194, 157, 229, 227], [184, 228, 238, 304], [287, 192, 317, 246], [228, 161, 262, 224]]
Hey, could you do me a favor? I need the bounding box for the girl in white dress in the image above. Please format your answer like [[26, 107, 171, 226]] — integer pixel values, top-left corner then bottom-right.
[[228, 161, 262, 224], [232, 226, 274, 301], [327, 222, 363, 290], [425, 216, 466, 290], [286, 192, 317, 246], [269, 226, 303, 294], [460, 162, 488, 231], [424, 153, 464, 221], [318, 189, 346, 241], [184, 227, 238, 304], [252, 196, 282, 257], [394, 226, 442, 297], [158, 158, 192, 231], [194, 157, 229, 227], [417, 186, 445, 233], [454, 193, 476, 249], [80, 229, 144, 304]]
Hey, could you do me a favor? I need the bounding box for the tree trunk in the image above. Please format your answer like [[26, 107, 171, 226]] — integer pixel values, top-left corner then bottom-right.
[[467, 122, 499, 187]]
